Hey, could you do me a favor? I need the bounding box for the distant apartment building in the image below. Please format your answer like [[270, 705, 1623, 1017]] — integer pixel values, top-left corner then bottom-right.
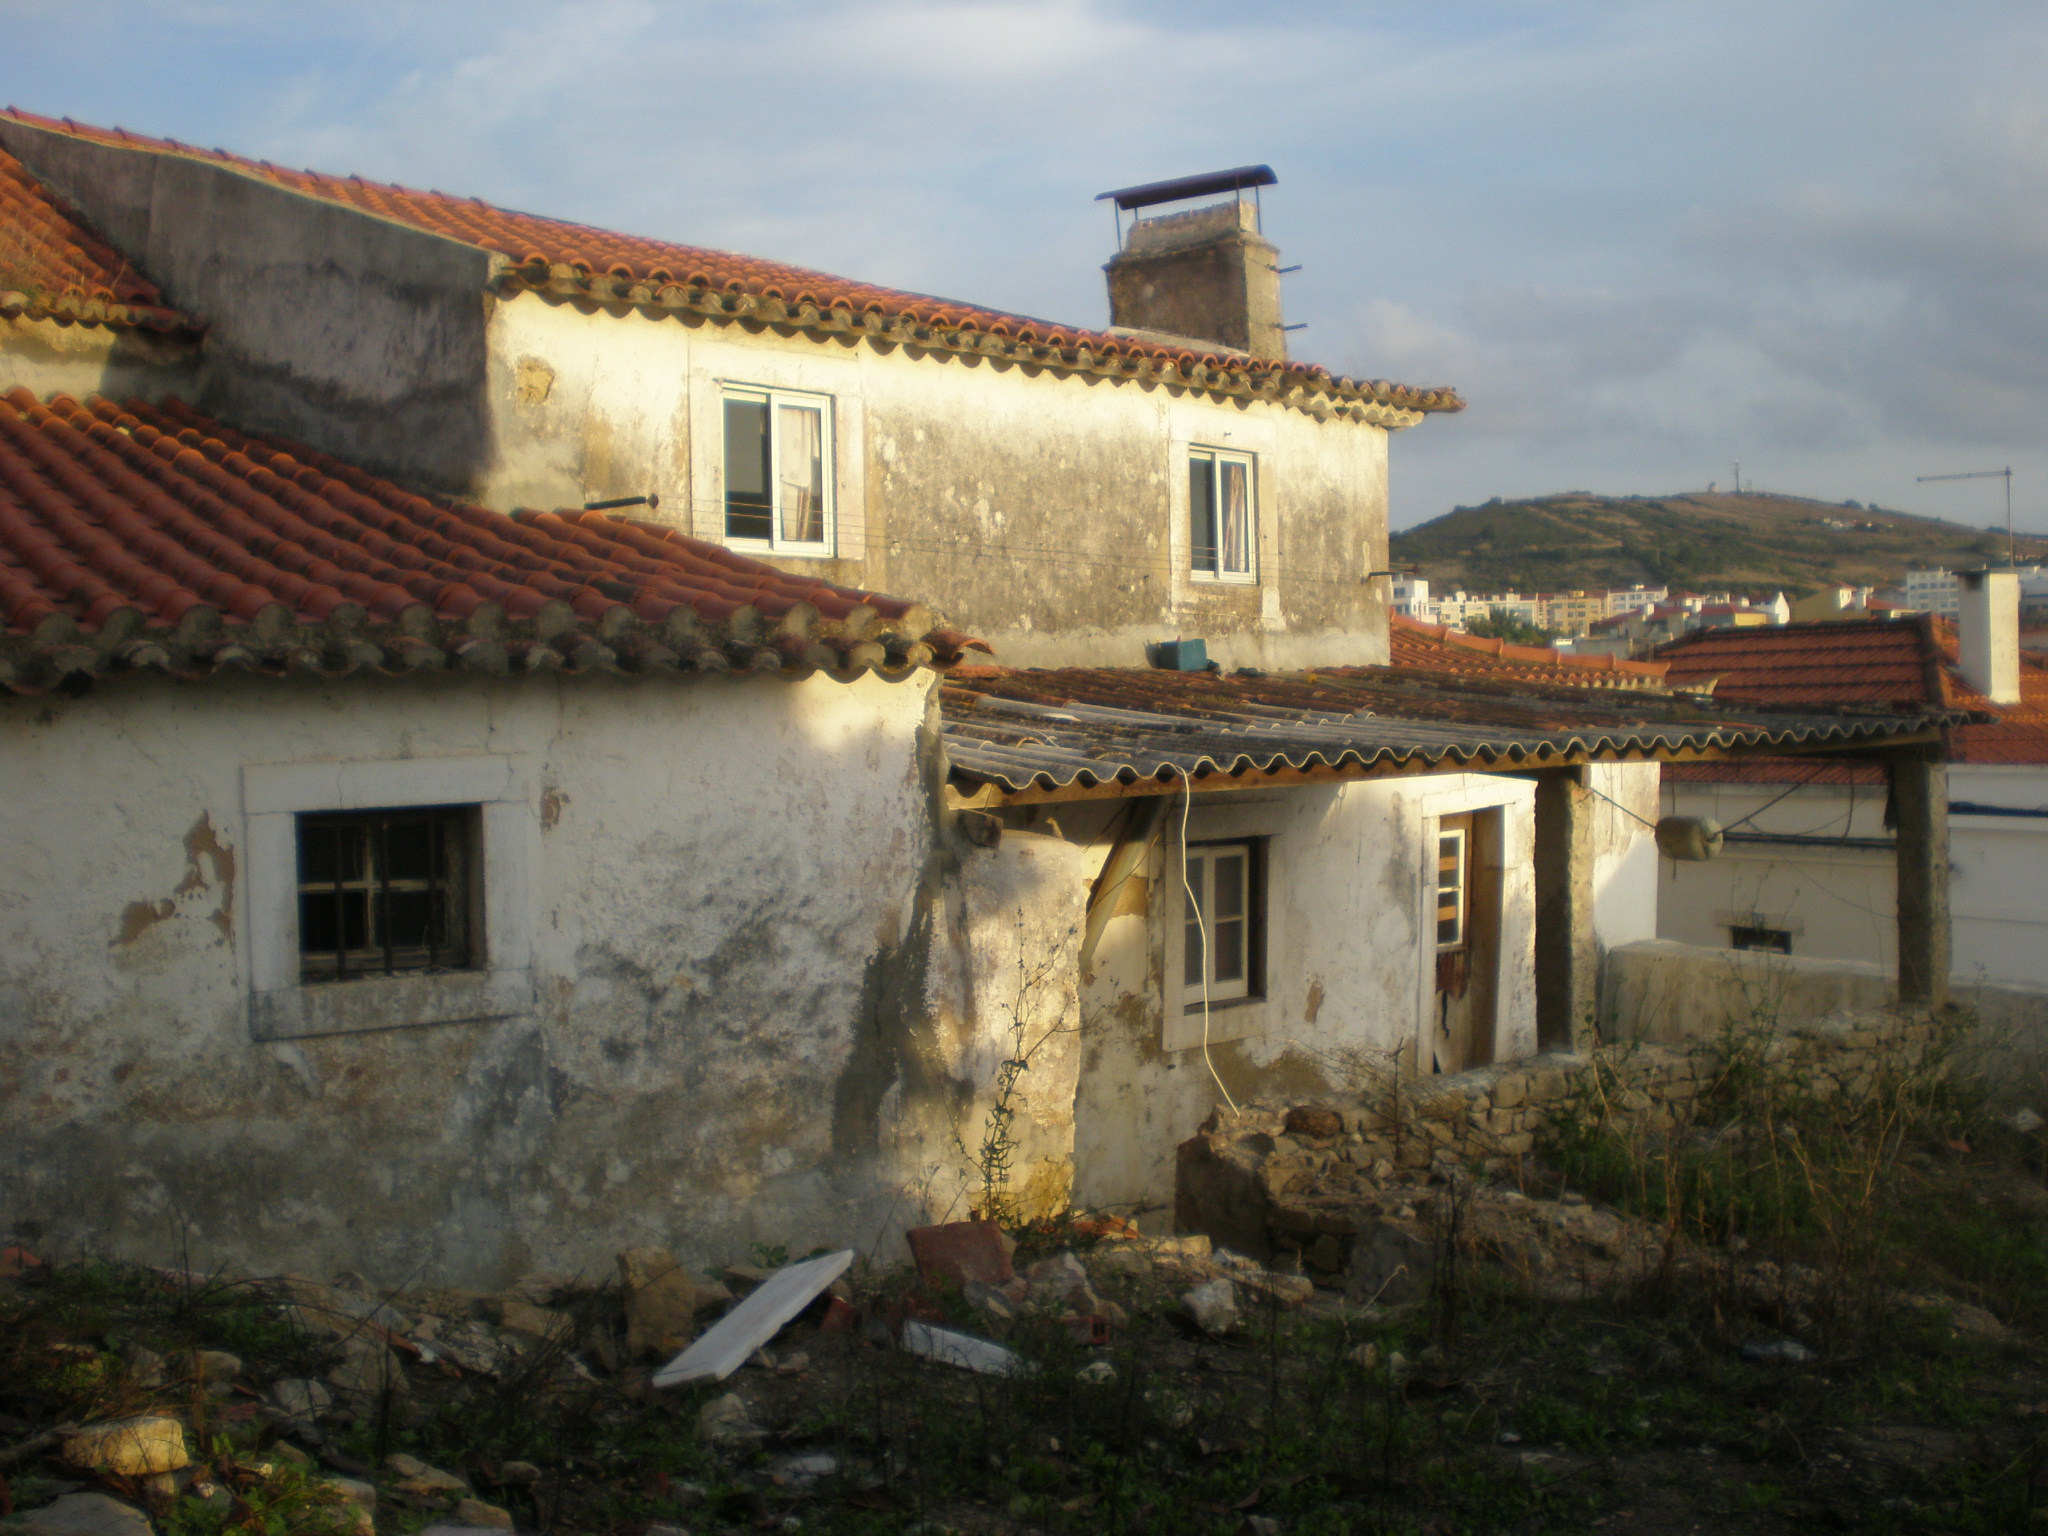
[[1905, 566, 2048, 622]]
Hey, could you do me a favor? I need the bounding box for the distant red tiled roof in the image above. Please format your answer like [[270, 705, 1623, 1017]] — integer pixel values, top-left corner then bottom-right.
[[0, 143, 189, 332], [1656, 617, 1958, 710], [1391, 613, 1672, 688], [0, 109, 1460, 422], [1657, 615, 2048, 766], [0, 389, 977, 694]]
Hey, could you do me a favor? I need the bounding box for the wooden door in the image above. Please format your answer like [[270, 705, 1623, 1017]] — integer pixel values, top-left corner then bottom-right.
[[1432, 809, 1502, 1073]]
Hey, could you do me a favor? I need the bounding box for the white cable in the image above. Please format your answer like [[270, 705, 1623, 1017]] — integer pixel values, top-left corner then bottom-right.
[[1176, 766, 1240, 1115]]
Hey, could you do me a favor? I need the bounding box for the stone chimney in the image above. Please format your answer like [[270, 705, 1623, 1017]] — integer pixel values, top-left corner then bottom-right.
[[1099, 166, 1286, 360], [1957, 569, 2021, 705]]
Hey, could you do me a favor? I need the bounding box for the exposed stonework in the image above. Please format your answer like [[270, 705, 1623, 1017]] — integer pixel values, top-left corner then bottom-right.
[[1175, 1008, 1950, 1274]]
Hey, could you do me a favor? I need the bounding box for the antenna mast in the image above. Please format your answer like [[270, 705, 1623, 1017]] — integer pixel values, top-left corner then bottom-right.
[[1916, 467, 2014, 567]]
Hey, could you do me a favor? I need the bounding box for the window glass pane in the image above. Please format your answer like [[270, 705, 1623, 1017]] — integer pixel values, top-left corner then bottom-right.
[[778, 404, 826, 544], [1212, 853, 1246, 920], [723, 398, 773, 541], [300, 889, 343, 955], [383, 817, 439, 883], [383, 887, 435, 948], [1189, 455, 1217, 575], [1213, 916, 1245, 984], [1219, 459, 1251, 575], [1183, 854, 1206, 986], [298, 820, 363, 885]]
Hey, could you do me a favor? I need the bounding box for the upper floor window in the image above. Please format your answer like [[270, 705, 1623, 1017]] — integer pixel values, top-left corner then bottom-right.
[[723, 386, 833, 555], [1189, 447, 1256, 582]]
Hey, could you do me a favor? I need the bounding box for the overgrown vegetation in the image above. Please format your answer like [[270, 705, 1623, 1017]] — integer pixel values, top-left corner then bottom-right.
[[9, 1010, 2048, 1534]]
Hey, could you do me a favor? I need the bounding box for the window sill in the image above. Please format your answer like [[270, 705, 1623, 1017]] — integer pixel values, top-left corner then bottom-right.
[[1188, 572, 1260, 587], [1164, 995, 1269, 1052], [726, 539, 839, 561], [250, 967, 532, 1041]]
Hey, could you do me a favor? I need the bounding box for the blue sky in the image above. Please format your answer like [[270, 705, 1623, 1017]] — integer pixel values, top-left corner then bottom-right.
[[12, 0, 2048, 531]]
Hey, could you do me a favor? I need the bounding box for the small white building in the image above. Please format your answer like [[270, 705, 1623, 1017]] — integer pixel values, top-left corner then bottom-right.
[[1659, 576, 2048, 989]]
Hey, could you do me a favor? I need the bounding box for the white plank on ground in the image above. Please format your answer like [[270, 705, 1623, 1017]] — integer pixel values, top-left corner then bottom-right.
[[899, 1320, 1033, 1376], [651, 1249, 854, 1388]]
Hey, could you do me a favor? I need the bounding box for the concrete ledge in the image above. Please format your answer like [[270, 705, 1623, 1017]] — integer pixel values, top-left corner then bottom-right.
[[1602, 939, 2048, 1052]]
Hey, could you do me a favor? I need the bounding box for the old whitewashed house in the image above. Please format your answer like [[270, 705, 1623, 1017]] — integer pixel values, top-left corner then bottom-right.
[[0, 120, 1955, 1272]]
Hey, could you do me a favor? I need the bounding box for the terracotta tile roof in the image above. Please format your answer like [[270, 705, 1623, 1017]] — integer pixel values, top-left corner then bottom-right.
[[940, 663, 1939, 799], [1656, 615, 2048, 765], [0, 109, 1460, 424], [1655, 617, 1957, 710], [0, 143, 190, 332], [1390, 613, 1672, 688], [0, 389, 978, 695]]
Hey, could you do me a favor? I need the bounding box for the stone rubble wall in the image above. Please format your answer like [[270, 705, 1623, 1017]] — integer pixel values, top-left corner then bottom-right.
[[1175, 1008, 1949, 1273]]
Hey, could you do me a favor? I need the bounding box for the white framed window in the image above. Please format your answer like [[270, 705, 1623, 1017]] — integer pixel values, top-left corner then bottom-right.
[[1182, 840, 1261, 1004], [1189, 447, 1256, 582], [1435, 826, 1467, 951], [723, 385, 834, 555], [243, 756, 537, 1041]]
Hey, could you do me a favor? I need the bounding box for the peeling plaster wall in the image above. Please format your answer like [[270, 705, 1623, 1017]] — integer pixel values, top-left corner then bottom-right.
[[484, 296, 1394, 671], [1019, 775, 1545, 1221], [0, 669, 996, 1286]]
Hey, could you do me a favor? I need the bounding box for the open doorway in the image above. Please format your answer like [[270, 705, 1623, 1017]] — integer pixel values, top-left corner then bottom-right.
[[1432, 808, 1504, 1073]]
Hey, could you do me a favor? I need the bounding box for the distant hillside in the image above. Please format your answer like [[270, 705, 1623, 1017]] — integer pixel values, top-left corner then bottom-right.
[[1390, 491, 2048, 598]]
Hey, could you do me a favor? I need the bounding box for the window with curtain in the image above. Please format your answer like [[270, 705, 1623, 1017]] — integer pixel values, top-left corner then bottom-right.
[[722, 387, 834, 553], [1189, 447, 1256, 581], [1182, 840, 1262, 1004]]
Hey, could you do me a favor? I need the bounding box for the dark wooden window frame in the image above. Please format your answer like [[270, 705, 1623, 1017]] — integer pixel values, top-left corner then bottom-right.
[[296, 805, 482, 983]]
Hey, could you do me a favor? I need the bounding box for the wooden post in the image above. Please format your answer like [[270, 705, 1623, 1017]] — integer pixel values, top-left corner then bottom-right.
[[1534, 769, 1598, 1050], [1889, 752, 1951, 1008]]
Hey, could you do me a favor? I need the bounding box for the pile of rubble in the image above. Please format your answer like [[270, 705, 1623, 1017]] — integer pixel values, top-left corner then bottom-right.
[[0, 1226, 1330, 1536], [1176, 1100, 1672, 1299]]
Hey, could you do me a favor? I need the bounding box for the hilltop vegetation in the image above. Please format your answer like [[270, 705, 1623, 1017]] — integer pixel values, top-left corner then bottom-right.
[[1391, 490, 2048, 598]]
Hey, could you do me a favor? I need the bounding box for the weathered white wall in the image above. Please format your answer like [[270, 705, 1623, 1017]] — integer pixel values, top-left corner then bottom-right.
[[485, 294, 1396, 671], [1658, 766, 2048, 989], [1588, 762, 1661, 953], [0, 668, 1020, 1286], [1061, 774, 1542, 1220], [907, 830, 1093, 1225]]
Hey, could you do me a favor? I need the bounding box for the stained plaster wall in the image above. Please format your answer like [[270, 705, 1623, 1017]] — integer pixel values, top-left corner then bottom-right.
[[483, 295, 1395, 671], [0, 667, 1042, 1286], [1011, 776, 1544, 1219], [0, 115, 1400, 672], [0, 120, 499, 496]]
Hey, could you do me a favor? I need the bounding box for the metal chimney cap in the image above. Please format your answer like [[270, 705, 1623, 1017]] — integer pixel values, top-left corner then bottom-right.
[[1095, 165, 1277, 211]]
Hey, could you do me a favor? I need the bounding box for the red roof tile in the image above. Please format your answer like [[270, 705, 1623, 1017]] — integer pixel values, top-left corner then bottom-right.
[[1391, 613, 1672, 688], [1657, 615, 2048, 765], [0, 389, 977, 694], [0, 143, 190, 331], [0, 109, 1460, 420]]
